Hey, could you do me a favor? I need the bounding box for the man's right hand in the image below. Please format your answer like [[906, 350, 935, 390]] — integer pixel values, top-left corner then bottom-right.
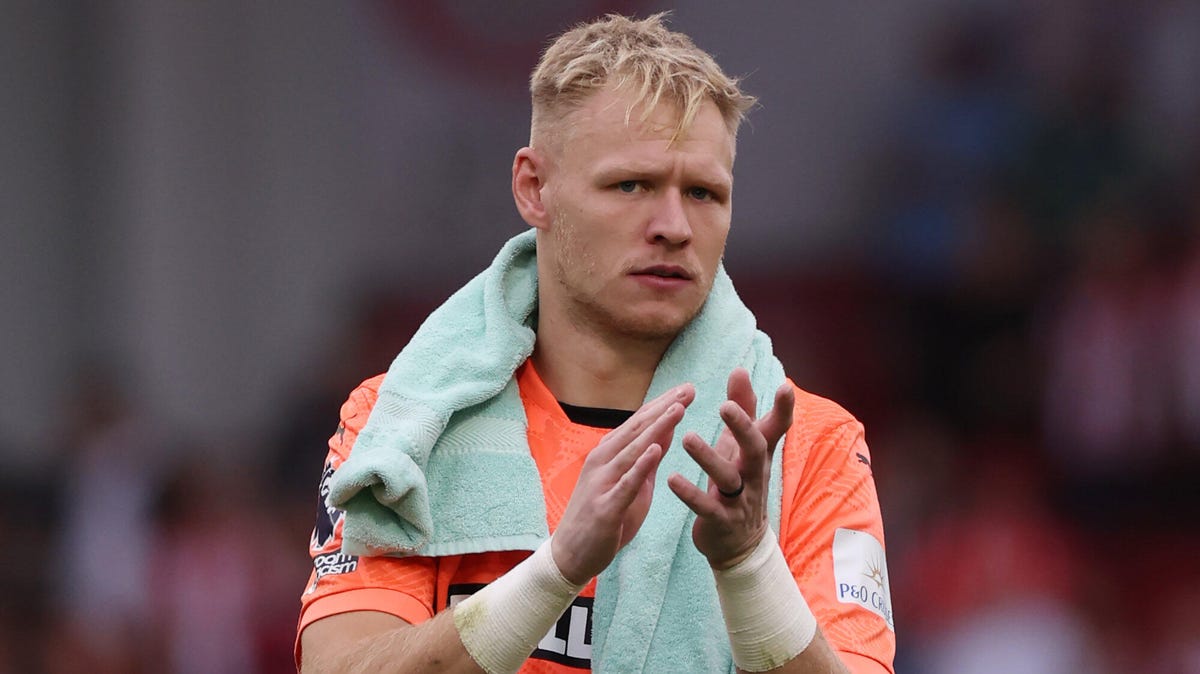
[[550, 383, 695, 584]]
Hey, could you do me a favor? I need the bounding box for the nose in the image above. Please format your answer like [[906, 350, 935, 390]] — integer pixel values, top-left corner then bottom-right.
[[645, 190, 692, 246]]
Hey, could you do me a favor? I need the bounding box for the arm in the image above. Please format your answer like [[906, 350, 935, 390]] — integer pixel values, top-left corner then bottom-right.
[[301, 534, 580, 674], [667, 369, 858, 674], [302, 610, 478, 674], [301, 383, 696, 674]]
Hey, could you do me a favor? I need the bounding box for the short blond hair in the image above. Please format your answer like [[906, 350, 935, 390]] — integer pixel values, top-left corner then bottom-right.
[[529, 13, 756, 148]]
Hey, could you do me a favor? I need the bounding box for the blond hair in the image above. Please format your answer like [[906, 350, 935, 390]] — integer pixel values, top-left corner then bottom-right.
[[529, 13, 756, 149]]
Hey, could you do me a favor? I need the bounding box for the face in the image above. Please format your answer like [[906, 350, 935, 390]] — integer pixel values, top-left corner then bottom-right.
[[534, 87, 735, 343]]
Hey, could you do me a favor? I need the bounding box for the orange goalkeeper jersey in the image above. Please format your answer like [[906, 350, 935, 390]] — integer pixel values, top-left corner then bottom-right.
[[297, 361, 895, 673]]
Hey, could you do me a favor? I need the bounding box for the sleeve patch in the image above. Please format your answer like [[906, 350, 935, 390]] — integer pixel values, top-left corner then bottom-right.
[[832, 528, 894, 631], [310, 461, 344, 554]]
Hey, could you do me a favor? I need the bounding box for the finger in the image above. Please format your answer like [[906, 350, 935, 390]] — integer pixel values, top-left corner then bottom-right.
[[712, 431, 737, 462], [726, 368, 757, 417], [666, 472, 723, 519], [720, 400, 768, 470], [592, 385, 694, 462], [606, 402, 685, 477], [681, 431, 742, 495], [647, 400, 687, 452], [606, 443, 663, 508], [756, 383, 795, 452]]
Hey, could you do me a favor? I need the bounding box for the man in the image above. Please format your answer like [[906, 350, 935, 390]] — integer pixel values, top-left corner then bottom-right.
[[298, 13, 894, 674]]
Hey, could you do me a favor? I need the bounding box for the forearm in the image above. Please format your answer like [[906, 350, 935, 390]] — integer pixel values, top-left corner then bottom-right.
[[736, 631, 849, 674], [303, 610, 484, 674], [302, 538, 584, 674]]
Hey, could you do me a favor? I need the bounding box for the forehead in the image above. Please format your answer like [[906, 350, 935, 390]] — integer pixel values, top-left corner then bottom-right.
[[556, 86, 735, 176]]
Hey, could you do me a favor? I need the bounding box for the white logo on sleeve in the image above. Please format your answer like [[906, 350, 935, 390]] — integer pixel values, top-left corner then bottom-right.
[[832, 528, 894, 631]]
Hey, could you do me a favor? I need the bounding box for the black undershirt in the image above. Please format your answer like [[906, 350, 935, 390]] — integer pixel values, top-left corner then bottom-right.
[[557, 401, 634, 429]]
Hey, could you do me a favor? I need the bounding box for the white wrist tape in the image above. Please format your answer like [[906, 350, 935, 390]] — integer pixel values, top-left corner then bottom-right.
[[713, 528, 818, 672], [453, 538, 584, 674]]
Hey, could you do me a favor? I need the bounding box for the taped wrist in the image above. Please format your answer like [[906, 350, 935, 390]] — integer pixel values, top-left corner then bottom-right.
[[453, 537, 585, 674], [713, 528, 818, 672]]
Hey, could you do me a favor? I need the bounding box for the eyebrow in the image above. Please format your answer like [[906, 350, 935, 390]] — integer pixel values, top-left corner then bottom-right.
[[592, 160, 733, 191]]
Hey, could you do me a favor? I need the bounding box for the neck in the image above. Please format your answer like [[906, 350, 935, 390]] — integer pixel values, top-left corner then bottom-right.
[[532, 306, 672, 411]]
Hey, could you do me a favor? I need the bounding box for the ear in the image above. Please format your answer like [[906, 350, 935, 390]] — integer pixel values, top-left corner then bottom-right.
[[512, 147, 552, 230]]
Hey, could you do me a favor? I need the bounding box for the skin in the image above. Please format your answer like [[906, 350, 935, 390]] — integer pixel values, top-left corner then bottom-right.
[[300, 85, 851, 674]]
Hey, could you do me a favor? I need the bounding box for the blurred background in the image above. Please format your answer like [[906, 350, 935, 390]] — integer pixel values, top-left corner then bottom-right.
[[4, 0, 1200, 672]]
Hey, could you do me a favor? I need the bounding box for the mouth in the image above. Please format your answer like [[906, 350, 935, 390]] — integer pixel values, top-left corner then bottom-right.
[[630, 265, 694, 281]]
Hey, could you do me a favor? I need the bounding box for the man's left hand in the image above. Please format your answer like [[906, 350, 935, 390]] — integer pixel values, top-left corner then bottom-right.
[[667, 368, 795, 569]]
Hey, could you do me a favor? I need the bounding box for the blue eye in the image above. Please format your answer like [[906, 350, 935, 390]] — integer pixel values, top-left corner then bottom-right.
[[617, 181, 639, 193], [689, 187, 711, 201]]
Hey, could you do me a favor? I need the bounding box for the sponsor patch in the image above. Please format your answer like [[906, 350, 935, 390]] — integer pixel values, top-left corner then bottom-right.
[[832, 528, 894, 630], [313, 551, 358, 579]]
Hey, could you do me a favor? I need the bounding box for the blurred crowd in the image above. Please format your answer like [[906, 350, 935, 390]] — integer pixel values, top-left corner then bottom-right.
[[3, 3, 1200, 673], [834, 4, 1200, 672]]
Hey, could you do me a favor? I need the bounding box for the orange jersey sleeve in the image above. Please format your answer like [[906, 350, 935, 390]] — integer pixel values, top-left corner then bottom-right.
[[296, 375, 439, 664], [779, 382, 896, 674]]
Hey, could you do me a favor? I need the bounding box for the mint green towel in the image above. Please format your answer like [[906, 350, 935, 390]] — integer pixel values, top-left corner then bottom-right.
[[327, 229, 786, 672]]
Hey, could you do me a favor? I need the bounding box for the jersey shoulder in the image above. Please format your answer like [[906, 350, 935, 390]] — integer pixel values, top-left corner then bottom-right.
[[786, 380, 863, 446], [327, 374, 387, 461]]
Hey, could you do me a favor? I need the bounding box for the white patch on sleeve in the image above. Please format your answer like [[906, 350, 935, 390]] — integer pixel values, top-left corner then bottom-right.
[[832, 528, 895, 631]]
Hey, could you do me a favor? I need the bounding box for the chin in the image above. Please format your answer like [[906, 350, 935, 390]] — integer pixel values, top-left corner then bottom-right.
[[609, 306, 698, 342]]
